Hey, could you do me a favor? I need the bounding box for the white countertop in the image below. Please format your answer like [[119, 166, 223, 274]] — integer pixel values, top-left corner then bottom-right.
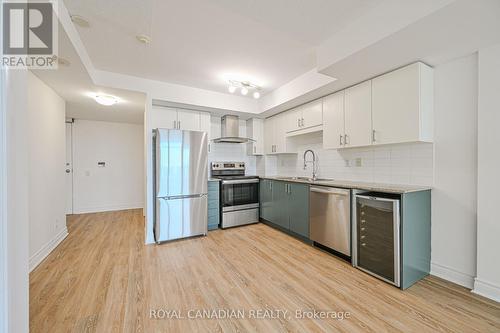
[[260, 176, 431, 194]]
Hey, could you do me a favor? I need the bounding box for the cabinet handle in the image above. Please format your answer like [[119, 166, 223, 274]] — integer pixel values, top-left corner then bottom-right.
[[301, 118, 304, 127], [372, 129, 376, 142], [173, 120, 177, 129], [344, 134, 349, 145], [253, 146, 256, 153], [339, 134, 343, 146], [297, 118, 300, 127], [178, 120, 181, 129]]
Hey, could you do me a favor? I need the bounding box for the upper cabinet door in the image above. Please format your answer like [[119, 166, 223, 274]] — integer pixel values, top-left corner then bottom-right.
[[177, 109, 200, 131], [372, 62, 433, 145], [199, 112, 211, 135], [302, 99, 322, 129], [323, 91, 345, 149], [344, 80, 372, 147], [285, 107, 302, 133], [264, 117, 274, 154], [151, 106, 178, 129], [274, 113, 288, 153]]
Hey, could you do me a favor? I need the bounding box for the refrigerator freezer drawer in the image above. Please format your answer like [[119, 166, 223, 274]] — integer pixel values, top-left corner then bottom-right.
[[155, 195, 208, 243]]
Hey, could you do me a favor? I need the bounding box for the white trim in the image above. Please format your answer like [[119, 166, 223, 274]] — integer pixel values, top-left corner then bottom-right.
[[473, 278, 500, 303], [0, 48, 8, 333], [29, 228, 69, 273], [73, 203, 144, 215], [431, 262, 475, 289]]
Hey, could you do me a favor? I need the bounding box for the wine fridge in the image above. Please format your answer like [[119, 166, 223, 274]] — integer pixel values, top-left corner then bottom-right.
[[353, 192, 401, 287]]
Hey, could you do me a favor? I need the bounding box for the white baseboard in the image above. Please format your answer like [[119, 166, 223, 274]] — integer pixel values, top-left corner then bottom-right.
[[431, 262, 475, 289], [73, 202, 143, 214], [29, 227, 68, 272], [473, 279, 500, 303]]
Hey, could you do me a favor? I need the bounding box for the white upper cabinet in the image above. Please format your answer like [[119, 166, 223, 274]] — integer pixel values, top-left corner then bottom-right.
[[246, 118, 264, 156], [177, 109, 200, 131], [372, 62, 433, 145], [286, 107, 302, 132], [302, 99, 323, 129], [286, 99, 323, 134], [151, 106, 178, 129], [344, 80, 372, 148], [323, 91, 345, 150], [151, 106, 210, 135], [264, 117, 274, 154], [264, 114, 295, 154]]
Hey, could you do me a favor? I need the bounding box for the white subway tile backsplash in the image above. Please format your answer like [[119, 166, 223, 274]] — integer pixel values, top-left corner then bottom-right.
[[271, 141, 434, 186]]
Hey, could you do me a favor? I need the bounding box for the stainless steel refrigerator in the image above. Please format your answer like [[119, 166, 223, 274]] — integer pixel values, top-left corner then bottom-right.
[[153, 128, 208, 243]]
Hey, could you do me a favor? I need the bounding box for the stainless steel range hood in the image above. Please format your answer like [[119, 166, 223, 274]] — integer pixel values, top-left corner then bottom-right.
[[212, 115, 254, 143]]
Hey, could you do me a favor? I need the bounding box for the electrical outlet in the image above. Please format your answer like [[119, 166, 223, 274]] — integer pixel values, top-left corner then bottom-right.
[[355, 158, 362, 167]]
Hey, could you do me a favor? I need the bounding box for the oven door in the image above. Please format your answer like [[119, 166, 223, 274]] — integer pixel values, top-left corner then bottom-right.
[[221, 179, 259, 212]]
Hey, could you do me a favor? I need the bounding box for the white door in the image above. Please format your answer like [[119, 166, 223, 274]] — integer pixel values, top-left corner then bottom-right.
[[264, 117, 274, 154], [285, 107, 302, 133], [274, 113, 289, 153], [177, 109, 200, 131], [151, 106, 178, 129], [65, 122, 73, 214], [372, 63, 420, 145], [253, 118, 264, 155], [344, 80, 373, 147], [323, 91, 345, 149], [302, 99, 323, 129]]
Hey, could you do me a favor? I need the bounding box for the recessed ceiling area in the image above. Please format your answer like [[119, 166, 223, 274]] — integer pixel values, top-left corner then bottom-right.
[[62, 0, 382, 96], [32, 24, 146, 124]]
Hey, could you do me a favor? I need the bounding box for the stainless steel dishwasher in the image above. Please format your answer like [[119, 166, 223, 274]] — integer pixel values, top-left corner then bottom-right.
[[309, 186, 351, 257]]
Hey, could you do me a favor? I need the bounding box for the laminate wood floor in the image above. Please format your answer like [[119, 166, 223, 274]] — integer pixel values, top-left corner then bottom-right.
[[30, 209, 500, 332]]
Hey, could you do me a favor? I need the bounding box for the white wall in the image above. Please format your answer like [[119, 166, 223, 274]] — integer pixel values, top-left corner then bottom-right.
[[3, 69, 29, 333], [28, 72, 67, 272], [431, 54, 478, 288], [72, 119, 144, 214], [474, 43, 500, 302]]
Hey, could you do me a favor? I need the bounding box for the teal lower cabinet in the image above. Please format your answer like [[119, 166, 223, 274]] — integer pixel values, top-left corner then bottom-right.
[[259, 179, 310, 240], [207, 181, 220, 230], [288, 183, 309, 238], [259, 179, 273, 222], [272, 181, 289, 230], [401, 190, 431, 289]]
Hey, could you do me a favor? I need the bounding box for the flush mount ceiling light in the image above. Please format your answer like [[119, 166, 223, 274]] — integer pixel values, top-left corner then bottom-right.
[[94, 94, 118, 106], [136, 34, 151, 44], [227, 80, 261, 99], [70, 15, 90, 28]]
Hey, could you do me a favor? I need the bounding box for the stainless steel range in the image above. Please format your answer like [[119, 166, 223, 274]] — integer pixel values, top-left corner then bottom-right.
[[211, 162, 259, 229]]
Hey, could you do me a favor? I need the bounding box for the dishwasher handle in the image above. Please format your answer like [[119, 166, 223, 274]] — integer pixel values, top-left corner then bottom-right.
[[310, 186, 349, 196]]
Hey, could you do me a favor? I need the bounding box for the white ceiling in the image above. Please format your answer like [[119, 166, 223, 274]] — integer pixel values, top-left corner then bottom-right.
[[62, 0, 381, 96], [32, 24, 146, 124]]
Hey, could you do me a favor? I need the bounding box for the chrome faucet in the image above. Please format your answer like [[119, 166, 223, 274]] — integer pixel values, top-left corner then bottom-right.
[[303, 149, 317, 180]]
